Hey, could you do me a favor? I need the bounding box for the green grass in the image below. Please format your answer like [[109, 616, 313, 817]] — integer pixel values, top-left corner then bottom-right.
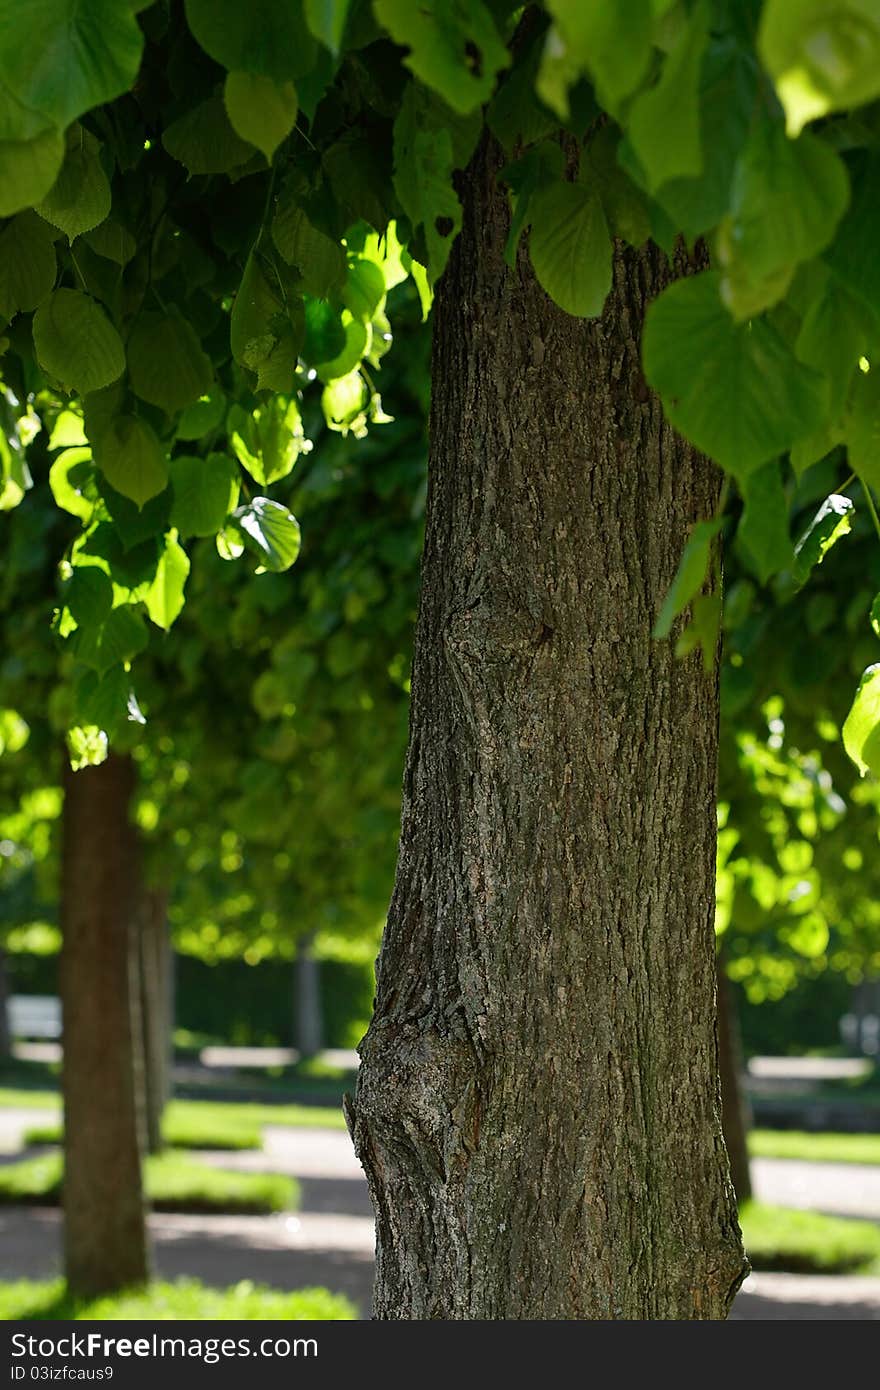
[[0, 1152, 298, 1215], [1, 1090, 347, 1132], [0, 1087, 59, 1110], [740, 1201, 880, 1274], [0, 1277, 355, 1321], [750, 1128, 880, 1166], [23, 1107, 265, 1152]]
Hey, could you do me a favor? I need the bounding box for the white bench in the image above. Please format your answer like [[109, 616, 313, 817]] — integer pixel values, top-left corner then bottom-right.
[[7, 994, 62, 1039]]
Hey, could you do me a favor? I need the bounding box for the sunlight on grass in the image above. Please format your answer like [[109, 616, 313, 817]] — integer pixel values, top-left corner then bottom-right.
[[750, 1129, 880, 1167], [0, 1152, 298, 1215], [741, 1201, 880, 1274], [0, 1277, 355, 1320]]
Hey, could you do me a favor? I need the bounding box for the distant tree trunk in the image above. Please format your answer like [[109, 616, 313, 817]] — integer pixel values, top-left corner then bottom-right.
[[60, 753, 149, 1296], [138, 887, 171, 1154], [0, 946, 11, 1059], [349, 133, 747, 1319], [717, 958, 753, 1204], [294, 933, 322, 1059]]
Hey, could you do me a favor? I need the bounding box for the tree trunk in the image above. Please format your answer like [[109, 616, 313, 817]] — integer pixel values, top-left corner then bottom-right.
[[139, 887, 171, 1154], [294, 934, 323, 1059], [60, 752, 149, 1296], [0, 946, 11, 1059], [349, 135, 747, 1320], [717, 958, 753, 1204]]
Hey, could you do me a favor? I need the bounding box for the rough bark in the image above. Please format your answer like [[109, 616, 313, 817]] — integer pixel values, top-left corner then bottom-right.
[[60, 753, 149, 1296], [349, 135, 747, 1320], [138, 887, 172, 1154], [294, 934, 323, 1059], [717, 958, 753, 1204], [0, 946, 11, 1059]]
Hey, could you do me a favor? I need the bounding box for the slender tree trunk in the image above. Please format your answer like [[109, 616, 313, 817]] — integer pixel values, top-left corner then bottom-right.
[[349, 135, 747, 1319], [717, 958, 753, 1204], [294, 933, 323, 1059], [139, 888, 171, 1154], [0, 946, 11, 1059], [60, 753, 149, 1296]]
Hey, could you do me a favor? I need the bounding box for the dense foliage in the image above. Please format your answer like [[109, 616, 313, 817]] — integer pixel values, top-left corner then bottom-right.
[[0, 1, 879, 777], [0, 1, 878, 781]]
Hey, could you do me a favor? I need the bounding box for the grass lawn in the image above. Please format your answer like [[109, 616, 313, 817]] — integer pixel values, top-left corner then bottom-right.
[[0, 1152, 298, 1215], [3, 1092, 347, 1140], [740, 1201, 880, 1274], [749, 1129, 880, 1167], [0, 1277, 354, 1320]]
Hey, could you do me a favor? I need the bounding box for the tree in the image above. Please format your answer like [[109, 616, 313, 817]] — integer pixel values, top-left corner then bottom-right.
[[60, 752, 148, 1295], [3, 0, 880, 1320]]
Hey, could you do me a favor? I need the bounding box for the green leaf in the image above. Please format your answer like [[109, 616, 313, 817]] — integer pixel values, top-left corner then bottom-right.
[[544, 0, 654, 113], [93, 415, 168, 509], [272, 196, 346, 298], [487, 25, 557, 151], [675, 586, 721, 672], [321, 370, 369, 433], [83, 216, 136, 266], [528, 181, 612, 318], [653, 519, 721, 639], [793, 492, 854, 584], [49, 409, 87, 450], [305, 0, 351, 53], [0, 125, 64, 218], [871, 592, 880, 640], [843, 662, 880, 776], [145, 531, 190, 630], [65, 564, 113, 628], [73, 604, 148, 678], [127, 309, 213, 416], [0, 211, 57, 319], [845, 365, 880, 493], [176, 390, 227, 442], [73, 665, 136, 737], [224, 72, 298, 162], [717, 121, 849, 320], [36, 125, 111, 241], [374, 0, 509, 115], [628, 0, 709, 192], [736, 461, 793, 584], [234, 497, 302, 572], [184, 0, 316, 83], [795, 272, 869, 425], [98, 478, 172, 552], [170, 452, 240, 538], [343, 259, 386, 323], [49, 447, 95, 521], [67, 725, 109, 769], [392, 84, 476, 285], [229, 397, 307, 486], [163, 96, 256, 176], [825, 154, 880, 323], [579, 127, 650, 248], [314, 313, 368, 382], [0, 0, 144, 130], [230, 251, 282, 371], [633, 37, 756, 240], [500, 142, 566, 267], [759, 0, 880, 135], [643, 271, 828, 476], [302, 297, 346, 365], [32, 289, 125, 395]]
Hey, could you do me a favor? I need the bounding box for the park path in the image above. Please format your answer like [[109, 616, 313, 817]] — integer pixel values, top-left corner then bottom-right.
[[3, 1109, 880, 1318]]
